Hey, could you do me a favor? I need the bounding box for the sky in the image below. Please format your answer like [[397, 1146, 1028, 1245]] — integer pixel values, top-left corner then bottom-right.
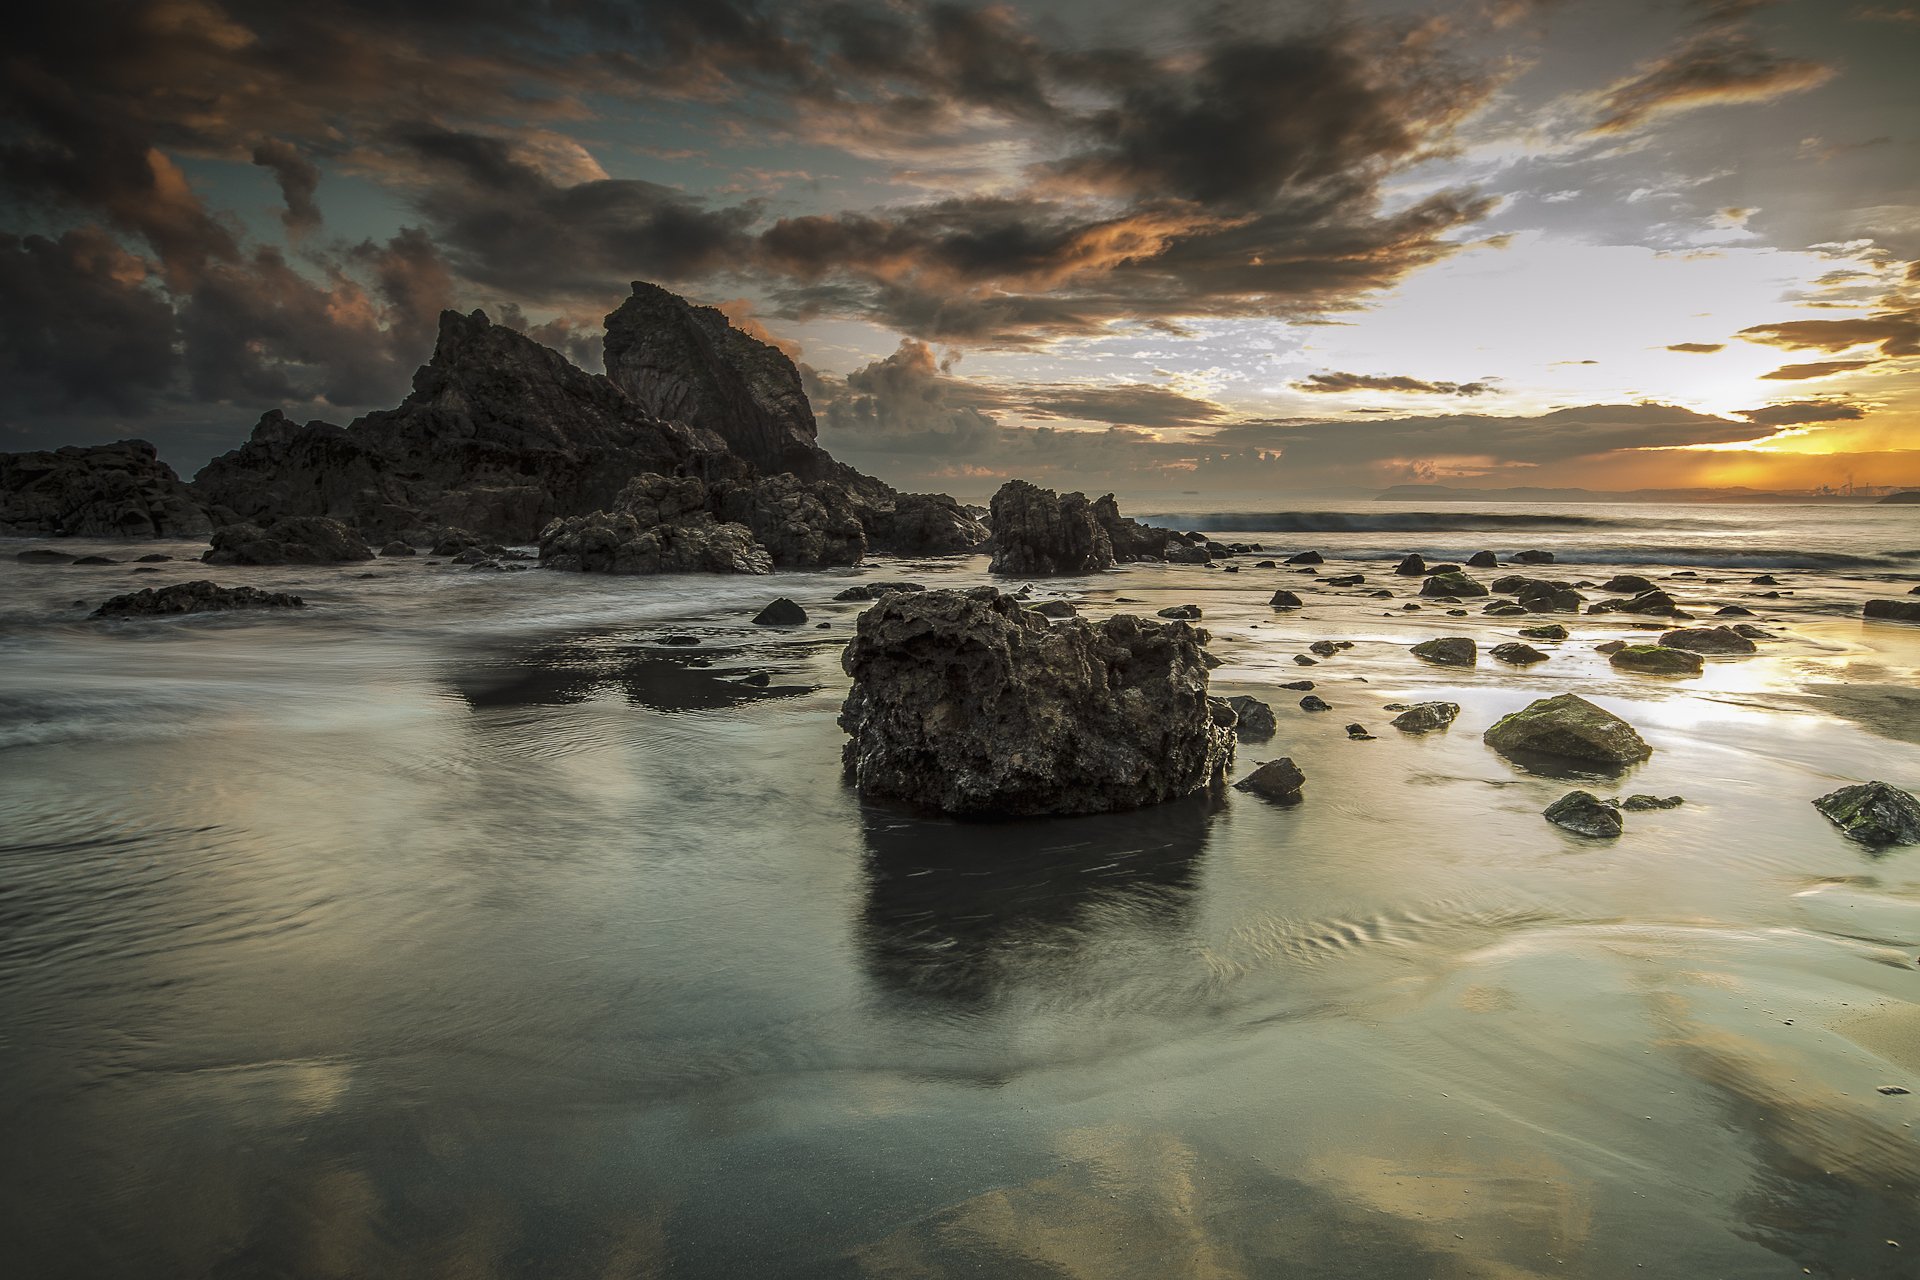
[[3, 0, 1917, 500]]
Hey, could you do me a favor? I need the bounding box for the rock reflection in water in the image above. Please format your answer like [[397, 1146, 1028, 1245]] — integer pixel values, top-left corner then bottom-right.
[[858, 793, 1216, 1011], [446, 637, 816, 711]]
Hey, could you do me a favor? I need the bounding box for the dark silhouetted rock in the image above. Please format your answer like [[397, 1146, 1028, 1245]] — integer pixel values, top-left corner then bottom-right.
[[379, 541, 416, 557], [1545, 790, 1622, 838], [1620, 794, 1684, 811], [1589, 589, 1684, 617], [1270, 589, 1303, 608], [1157, 604, 1202, 620], [1300, 694, 1332, 711], [1286, 550, 1324, 565], [1511, 549, 1555, 565], [1864, 599, 1920, 623], [1226, 695, 1277, 739], [710, 471, 865, 567], [91, 579, 306, 619], [1751, 574, 1779, 585], [1234, 757, 1305, 804], [203, 516, 373, 565], [1411, 636, 1476, 666], [1394, 553, 1427, 576], [1610, 645, 1703, 675], [1490, 642, 1549, 665], [1391, 701, 1459, 733], [1520, 623, 1569, 640], [987, 480, 1113, 577], [537, 475, 771, 575], [1029, 599, 1078, 618], [16, 547, 75, 563], [1091, 494, 1174, 561], [1, 440, 210, 537], [72, 555, 116, 565], [1599, 574, 1656, 594], [1466, 550, 1499, 568], [838, 587, 1233, 816], [753, 597, 808, 625], [1812, 781, 1920, 846], [1660, 625, 1757, 654], [1484, 693, 1651, 769], [834, 581, 925, 601], [1421, 571, 1487, 598], [1345, 723, 1374, 740]]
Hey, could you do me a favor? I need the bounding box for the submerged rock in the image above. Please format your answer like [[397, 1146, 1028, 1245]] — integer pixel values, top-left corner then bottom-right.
[[1234, 757, 1306, 804], [1812, 781, 1920, 846], [753, 597, 808, 626], [1660, 625, 1757, 654], [987, 480, 1113, 577], [1512, 549, 1555, 565], [1545, 790, 1623, 838], [834, 581, 926, 602], [1391, 701, 1460, 733], [1610, 645, 1704, 676], [1590, 589, 1684, 617], [1225, 695, 1277, 739], [378, 541, 416, 557], [838, 587, 1233, 816], [203, 516, 373, 565], [1, 439, 210, 538], [1620, 794, 1684, 811], [1484, 693, 1651, 769], [1411, 636, 1477, 666], [91, 580, 305, 619]]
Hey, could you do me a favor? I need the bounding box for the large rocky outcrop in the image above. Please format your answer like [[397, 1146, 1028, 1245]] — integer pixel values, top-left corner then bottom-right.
[[92, 580, 306, 618], [1, 440, 210, 538], [537, 475, 772, 575], [603, 282, 820, 474], [193, 311, 729, 543], [988, 480, 1114, 576], [838, 587, 1235, 816], [1091, 494, 1174, 561]]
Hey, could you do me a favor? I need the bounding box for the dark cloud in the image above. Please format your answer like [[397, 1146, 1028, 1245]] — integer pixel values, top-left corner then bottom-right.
[[1666, 341, 1724, 353], [252, 140, 323, 237], [1590, 33, 1832, 134], [0, 228, 179, 416], [1735, 400, 1866, 426], [1759, 359, 1880, 379], [1738, 310, 1920, 357], [1295, 372, 1494, 396]]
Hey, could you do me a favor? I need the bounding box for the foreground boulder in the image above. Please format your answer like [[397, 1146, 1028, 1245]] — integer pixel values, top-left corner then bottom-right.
[[988, 480, 1113, 576], [203, 516, 373, 565], [1484, 693, 1651, 769], [838, 587, 1233, 816], [1544, 790, 1623, 838], [1812, 781, 1920, 846], [1, 440, 210, 538], [91, 580, 306, 619]]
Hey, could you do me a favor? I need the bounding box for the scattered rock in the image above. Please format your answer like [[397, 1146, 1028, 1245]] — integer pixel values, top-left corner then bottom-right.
[[1484, 603, 1528, 617], [1270, 589, 1303, 609], [15, 548, 76, 564], [1391, 701, 1460, 733], [1594, 640, 1626, 654], [1490, 642, 1549, 665], [1812, 781, 1920, 846], [379, 541, 416, 557], [1610, 645, 1704, 675], [1325, 573, 1363, 587], [1751, 574, 1779, 586], [660, 634, 700, 646], [1589, 589, 1685, 617], [753, 597, 808, 626], [1300, 694, 1332, 711], [1226, 695, 1277, 739], [1512, 549, 1555, 564], [1421, 571, 1488, 598], [1660, 625, 1757, 654], [1029, 600, 1078, 618], [1864, 599, 1920, 623], [204, 516, 374, 565], [1467, 550, 1499, 568], [135, 553, 172, 563], [1308, 639, 1339, 657], [1286, 551, 1324, 565], [1395, 553, 1427, 576], [1520, 624, 1569, 640], [1484, 693, 1652, 769], [1279, 679, 1315, 691], [1345, 723, 1374, 740], [91, 580, 306, 619], [1234, 757, 1306, 804], [1157, 604, 1203, 620], [1411, 636, 1477, 666], [1293, 654, 1318, 666], [1715, 604, 1754, 617], [1545, 790, 1624, 838], [1620, 794, 1684, 810], [834, 581, 926, 602], [1599, 574, 1656, 594], [72, 555, 117, 565]]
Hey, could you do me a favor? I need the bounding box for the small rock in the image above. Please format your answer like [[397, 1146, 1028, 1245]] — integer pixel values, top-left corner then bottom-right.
[[379, 541, 417, 557], [1030, 600, 1078, 618], [1345, 723, 1374, 740], [753, 597, 808, 626], [1812, 781, 1920, 846], [1520, 624, 1569, 640], [90, 580, 307, 619], [1394, 553, 1427, 576], [1610, 645, 1704, 676], [1300, 694, 1332, 712], [1864, 599, 1920, 623], [1411, 636, 1476, 666], [1391, 701, 1460, 733], [1325, 573, 1364, 587], [16, 548, 76, 564], [1293, 654, 1318, 666], [1490, 642, 1549, 665], [1270, 590, 1303, 609], [1279, 679, 1315, 691], [1234, 757, 1306, 804], [1660, 625, 1757, 654], [1511, 549, 1555, 565], [660, 634, 700, 646], [1620, 794, 1684, 810], [135, 553, 172, 563], [1750, 574, 1778, 586], [1157, 604, 1203, 620], [1878, 1086, 1912, 1096], [1545, 790, 1624, 838], [1599, 574, 1656, 594], [1309, 640, 1339, 657], [72, 555, 117, 565], [1286, 551, 1324, 565], [1467, 550, 1499, 569], [1421, 571, 1488, 598], [740, 672, 771, 687], [1715, 604, 1754, 617]]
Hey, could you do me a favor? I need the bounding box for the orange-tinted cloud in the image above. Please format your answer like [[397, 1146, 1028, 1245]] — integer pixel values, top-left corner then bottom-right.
[[1759, 359, 1879, 380]]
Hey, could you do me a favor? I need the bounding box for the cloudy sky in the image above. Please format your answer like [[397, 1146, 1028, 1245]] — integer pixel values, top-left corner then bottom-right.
[[3, 0, 1917, 499]]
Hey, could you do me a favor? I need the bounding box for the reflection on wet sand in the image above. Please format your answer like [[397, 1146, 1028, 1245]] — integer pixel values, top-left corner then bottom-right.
[[445, 635, 819, 711]]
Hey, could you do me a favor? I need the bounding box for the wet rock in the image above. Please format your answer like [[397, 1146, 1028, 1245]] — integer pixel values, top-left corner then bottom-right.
[[1420, 571, 1488, 598], [1300, 694, 1332, 711], [1599, 574, 1656, 594], [1226, 695, 1277, 739], [1090, 494, 1176, 562], [1520, 623, 1569, 640], [204, 516, 374, 565], [1394, 553, 1427, 576], [1325, 573, 1364, 587], [1255, 559, 1277, 568], [16, 548, 76, 564], [1484, 693, 1652, 769], [72, 555, 117, 565], [659, 634, 700, 646], [1484, 602, 1528, 617], [1864, 599, 1920, 623], [1511, 549, 1555, 565], [1751, 574, 1779, 585], [1345, 723, 1374, 740], [1279, 679, 1315, 691], [710, 471, 866, 567], [1490, 642, 1549, 665], [1594, 640, 1626, 654], [987, 480, 1113, 577], [1157, 604, 1203, 620], [838, 587, 1234, 816], [1166, 543, 1211, 565], [1, 439, 210, 537], [91, 580, 305, 619], [1610, 645, 1703, 675], [377, 541, 415, 557], [1467, 550, 1499, 568], [1732, 623, 1774, 640], [1391, 701, 1460, 733], [1293, 654, 1318, 666], [537, 475, 772, 575], [1029, 600, 1078, 619], [1234, 757, 1306, 804], [1715, 604, 1755, 617], [1620, 794, 1684, 811], [1308, 639, 1340, 657], [135, 553, 172, 563], [1589, 589, 1684, 617], [1660, 625, 1757, 654], [753, 597, 808, 626], [1286, 551, 1324, 565], [1270, 590, 1303, 608], [1545, 790, 1623, 838], [1411, 636, 1476, 666], [834, 582, 926, 602], [1812, 781, 1920, 846]]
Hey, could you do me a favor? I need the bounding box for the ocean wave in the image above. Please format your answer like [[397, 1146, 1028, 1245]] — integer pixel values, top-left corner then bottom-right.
[[1144, 511, 1698, 533]]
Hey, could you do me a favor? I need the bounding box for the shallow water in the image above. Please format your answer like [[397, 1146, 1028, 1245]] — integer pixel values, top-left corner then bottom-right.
[[3, 502, 1920, 1278]]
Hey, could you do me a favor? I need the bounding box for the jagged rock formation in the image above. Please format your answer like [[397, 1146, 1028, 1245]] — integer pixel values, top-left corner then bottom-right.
[[838, 587, 1235, 816], [91, 580, 306, 618], [1091, 494, 1174, 561], [203, 516, 374, 565], [1, 440, 210, 538], [537, 475, 772, 575], [987, 480, 1113, 576]]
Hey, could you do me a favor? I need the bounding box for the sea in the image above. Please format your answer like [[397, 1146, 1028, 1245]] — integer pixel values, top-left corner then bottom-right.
[[3, 500, 1918, 1278]]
